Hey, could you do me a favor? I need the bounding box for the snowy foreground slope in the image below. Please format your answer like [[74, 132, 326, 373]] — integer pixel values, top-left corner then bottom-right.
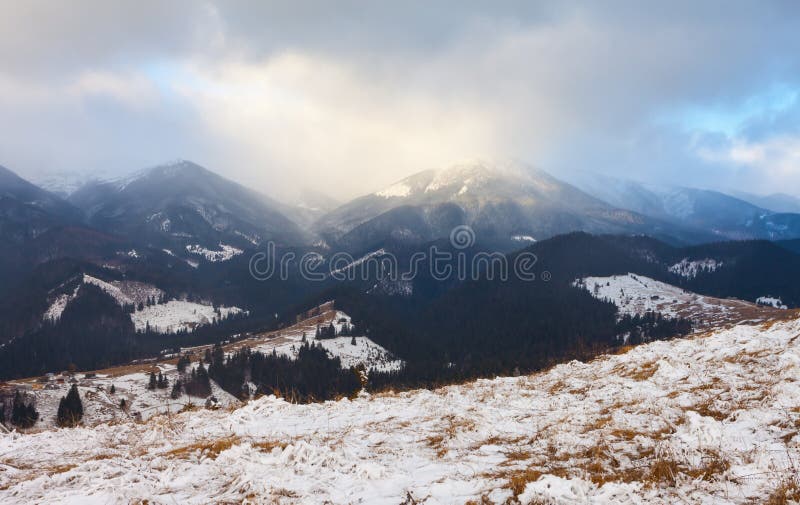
[[2, 317, 800, 503]]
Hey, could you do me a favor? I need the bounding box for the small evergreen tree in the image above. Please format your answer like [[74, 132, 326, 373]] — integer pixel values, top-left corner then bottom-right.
[[211, 343, 225, 370], [147, 371, 157, 390], [56, 384, 84, 427], [177, 354, 190, 373], [119, 398, 126, 409], [11, 391, 38, 428], [351, 335, 357, 346], [110, 384, 116, 394], [171, 379, 182, 399]]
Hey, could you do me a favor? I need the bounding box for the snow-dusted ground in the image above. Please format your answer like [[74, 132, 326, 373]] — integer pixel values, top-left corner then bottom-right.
[[42, 288, 79, 321], [576, 273, 788, 328], [328, 249, 387, 277], [186, 243, 243, 262], [41, 274, 244, 334], [81, 275, 164, 306], [2, 315, 799, 504], [7, 364, 238, 431], [511, 234, 536, 243], [251, 311, 403, 373], [131, 300, 246, 333], [375, 182, 412, 198], [668, 258, 722, 279], [757, 296, 788, 310], [43, 275, 164, 322]]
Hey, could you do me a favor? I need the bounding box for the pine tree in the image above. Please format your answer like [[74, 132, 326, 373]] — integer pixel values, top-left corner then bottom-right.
[[177, 354, 190, 373], [11, 391, 38, 428], [56, 384, 83, 427], [119, 398, 126, 409], [110, 384, 116, 394], [351, 335, 357, 346], [301, 332, 307, 343], [147, 371, 157, 390], [171, 379, 182, 399], [211, 343, 225, 369]]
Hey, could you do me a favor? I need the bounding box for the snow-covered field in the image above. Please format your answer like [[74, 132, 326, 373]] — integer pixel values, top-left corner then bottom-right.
[[7, 364, 238, 431], [251, 311, 403, 373], [186, 243, 243, 262], [42, 274, 246, 334], [2, 314, 799, 504], [576, 273, 789, 328], [44, 275, 164, 321], [131, 300, 246, 333]]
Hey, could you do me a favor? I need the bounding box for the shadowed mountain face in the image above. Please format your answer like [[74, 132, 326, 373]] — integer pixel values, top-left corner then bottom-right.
[[0, 165, 91, 291], [313, 161, 705, 252], [68, 160, 308, 250], [562, 171, 800, 241], [0, 165, 82, 240]]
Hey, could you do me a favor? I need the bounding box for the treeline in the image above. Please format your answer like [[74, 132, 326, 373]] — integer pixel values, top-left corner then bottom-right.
[[205, 343, 361, 403], [616, 311, 692, 345], [0, 284, 270, 381]]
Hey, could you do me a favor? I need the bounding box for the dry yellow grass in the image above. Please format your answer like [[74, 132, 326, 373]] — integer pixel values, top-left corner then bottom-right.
[[250, 440, 288, 453], [165, 436, 240, 460], [766, 477, 800, 505]]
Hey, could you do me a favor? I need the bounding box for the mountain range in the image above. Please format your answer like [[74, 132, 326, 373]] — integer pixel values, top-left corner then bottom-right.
[[3, 159, 800, 271], [3, 157, 800, 386], [561, 170, 800, 241]]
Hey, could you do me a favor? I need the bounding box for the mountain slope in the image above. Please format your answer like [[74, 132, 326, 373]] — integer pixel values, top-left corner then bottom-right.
[[731, 190, 800, 213], [2, 315, 798, 503], [0, 165, 90, 292], [0, 165, 82, 243], [563, 170, 800, 240], [314, 161, 700, 251], [69, 160, 308, 250]]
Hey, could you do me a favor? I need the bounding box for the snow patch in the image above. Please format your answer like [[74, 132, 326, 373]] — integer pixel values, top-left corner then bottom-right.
[[669, 258, 723, 278], [756, 296, 788, 309], [252, 311, 403, 372], [186, 243, 243, 262], [575, 273, 781, 327], [329, 249, 386, 276], [375, 182, 412, 198], [131, 300, 247, 333]]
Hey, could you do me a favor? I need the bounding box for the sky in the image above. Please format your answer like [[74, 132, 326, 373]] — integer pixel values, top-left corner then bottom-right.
[[1, 1, 799, 201]]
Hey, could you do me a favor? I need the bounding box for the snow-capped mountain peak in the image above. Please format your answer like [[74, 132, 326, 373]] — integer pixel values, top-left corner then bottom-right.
[[372, 160, 535, 200]]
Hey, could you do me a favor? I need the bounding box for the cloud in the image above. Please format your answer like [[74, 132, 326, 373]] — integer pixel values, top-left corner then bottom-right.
[[0, 1, 799, 199], [697, 134, 800, 192]]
